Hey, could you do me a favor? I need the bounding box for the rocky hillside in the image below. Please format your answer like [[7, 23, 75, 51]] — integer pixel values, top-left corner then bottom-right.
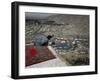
[[25, 14, 89, 44]]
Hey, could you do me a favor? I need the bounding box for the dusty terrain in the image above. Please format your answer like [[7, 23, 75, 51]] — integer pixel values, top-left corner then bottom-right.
[[25, 13, 89, 66]]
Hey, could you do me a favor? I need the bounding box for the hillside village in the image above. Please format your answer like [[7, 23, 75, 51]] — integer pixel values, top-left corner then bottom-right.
[[25, 13, 89, 68]]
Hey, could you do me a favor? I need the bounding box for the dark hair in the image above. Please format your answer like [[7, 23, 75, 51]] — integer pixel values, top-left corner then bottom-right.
[[47, 35, 54, 40]]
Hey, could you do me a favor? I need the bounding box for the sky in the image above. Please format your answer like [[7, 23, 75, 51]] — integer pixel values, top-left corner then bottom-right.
[[25, 12, 55, 20]]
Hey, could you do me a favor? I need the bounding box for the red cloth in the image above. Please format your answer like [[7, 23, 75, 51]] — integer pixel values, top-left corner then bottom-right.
[[27, 48, 37, 57], [25, 46, 56, 66]]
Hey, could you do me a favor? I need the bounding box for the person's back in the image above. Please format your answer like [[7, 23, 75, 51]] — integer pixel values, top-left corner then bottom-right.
[[34, 35, 53, 46]]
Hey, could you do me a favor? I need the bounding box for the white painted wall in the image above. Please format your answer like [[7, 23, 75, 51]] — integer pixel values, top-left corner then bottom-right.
[[0, 0, 99, 81]]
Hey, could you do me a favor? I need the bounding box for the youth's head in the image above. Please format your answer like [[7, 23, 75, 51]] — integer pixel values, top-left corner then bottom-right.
[[47, 35, 54, 40]]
